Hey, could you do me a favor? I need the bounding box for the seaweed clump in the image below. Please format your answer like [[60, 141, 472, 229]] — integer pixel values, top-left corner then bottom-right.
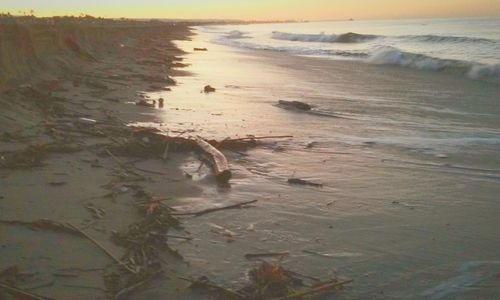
[[185, 260, 352, 300]]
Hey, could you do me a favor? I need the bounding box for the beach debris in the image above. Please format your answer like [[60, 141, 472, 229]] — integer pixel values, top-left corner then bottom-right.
[[78, 117, 98, 124], [222, 135, 293, 143], [306, 141, 319, 149], [136, 99, 155, 108], [273, 145, 286, 152], [239, 261, 303, 299], [103, 197, 183, 298], [278, 100, 312, 111], [244, 252, 290, 259], [246, 223, 256, 231], [195, 137, 231, 183], [302, 249, 362, 258], [181, 276, 246, 300], [110, 198, 182, 270], [203, 85, 216, 93], [216, 135, 293, 154], [287, 178, 323, 188], [158, 98, 164, 108], [85, 203, 106, 219], [165, 234, 193, 241], [148, 84, 171, 91], [185, 261, 351, 300], [208, 223, 237, 240], [106, 128, 196, 158], [117, 127, 290, 155], [172, 199, 258, 217], [105, 128, 292, 183], [193, 47, 208, 51]]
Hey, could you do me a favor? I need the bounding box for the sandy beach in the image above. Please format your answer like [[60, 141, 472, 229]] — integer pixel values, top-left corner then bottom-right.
[[1, 16, 500, 300]]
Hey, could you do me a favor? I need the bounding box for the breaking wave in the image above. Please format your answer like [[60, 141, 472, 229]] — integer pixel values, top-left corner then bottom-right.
[[225, 30, 248, 39], [271, 31, 497, 45], [367, 47, 500, 82], [271, 31, 379, 43]]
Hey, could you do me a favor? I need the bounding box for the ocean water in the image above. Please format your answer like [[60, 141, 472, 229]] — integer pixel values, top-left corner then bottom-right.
[[203, 17, 500, 83]]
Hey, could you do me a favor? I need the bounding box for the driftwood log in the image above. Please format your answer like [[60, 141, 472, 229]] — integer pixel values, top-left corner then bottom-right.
[[195, 137, 231, 183], [278, 100, 312, 111]]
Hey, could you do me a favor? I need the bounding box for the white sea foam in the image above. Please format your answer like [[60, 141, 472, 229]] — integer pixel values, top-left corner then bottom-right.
[[467, 63, 500, 80], [367, 47, 459, 71], [367, 47, 500, 82]]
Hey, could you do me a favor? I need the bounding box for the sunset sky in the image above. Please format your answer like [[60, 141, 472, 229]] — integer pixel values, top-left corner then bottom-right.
[[2, 0, 500, 20]]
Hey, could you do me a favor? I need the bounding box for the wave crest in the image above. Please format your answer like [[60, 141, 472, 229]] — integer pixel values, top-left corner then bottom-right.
[[367, 47, 500, 82], [225, 30, 248, 39], [271, 31, 378, 43], [468, 64, 500, 80]]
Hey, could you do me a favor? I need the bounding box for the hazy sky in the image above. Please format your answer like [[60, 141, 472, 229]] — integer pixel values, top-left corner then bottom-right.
[[2, 0, 500, 20]]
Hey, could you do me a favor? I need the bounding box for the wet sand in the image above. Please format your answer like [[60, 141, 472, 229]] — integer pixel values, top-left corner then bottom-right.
[[143, 28, 500, 299]]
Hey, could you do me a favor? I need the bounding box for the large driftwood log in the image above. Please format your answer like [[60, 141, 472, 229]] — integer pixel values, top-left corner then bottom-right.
[[195, 137, 231, 183]]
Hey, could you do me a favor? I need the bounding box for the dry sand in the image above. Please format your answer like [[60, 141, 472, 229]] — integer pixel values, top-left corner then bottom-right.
[[0, 16, 212, 299]]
